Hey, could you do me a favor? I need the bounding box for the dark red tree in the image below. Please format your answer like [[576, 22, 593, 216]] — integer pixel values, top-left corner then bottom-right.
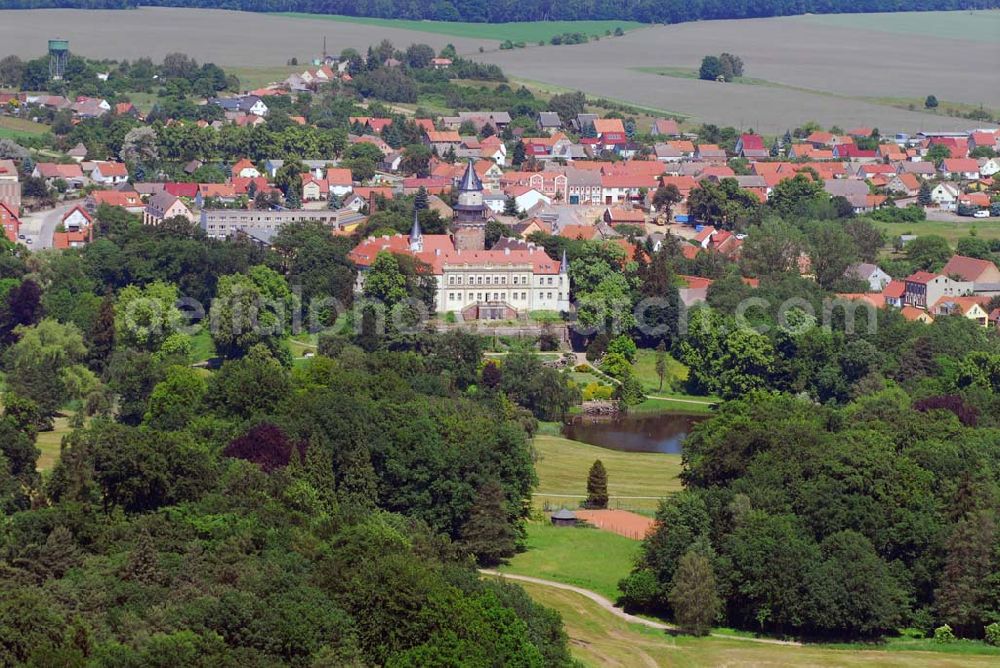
[[223, 423, 304, 472], [913, 395, 979, 427]]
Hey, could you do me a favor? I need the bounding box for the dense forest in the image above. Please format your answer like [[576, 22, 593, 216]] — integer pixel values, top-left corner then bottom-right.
[[3, 0, 998, 25], [0, 207, 585, 665]]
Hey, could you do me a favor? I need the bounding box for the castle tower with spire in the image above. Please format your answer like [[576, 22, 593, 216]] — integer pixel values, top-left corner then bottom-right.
[[453, 159, 487, 251], [409, 209, 423, 252]]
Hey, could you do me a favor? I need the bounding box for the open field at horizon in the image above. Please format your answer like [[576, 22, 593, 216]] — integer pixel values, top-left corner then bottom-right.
[[0, 9, 993, 132], [476, 10, 1000, 132], [516, 581, 1000, 667], [277, 12, 644, 43]]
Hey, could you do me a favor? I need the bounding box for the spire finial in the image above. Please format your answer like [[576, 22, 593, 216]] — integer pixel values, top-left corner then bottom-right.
[[409, 208, 423, 252]]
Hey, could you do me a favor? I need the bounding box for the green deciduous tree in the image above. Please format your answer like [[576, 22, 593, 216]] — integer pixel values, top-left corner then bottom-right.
[[669, 548, 720, 635]]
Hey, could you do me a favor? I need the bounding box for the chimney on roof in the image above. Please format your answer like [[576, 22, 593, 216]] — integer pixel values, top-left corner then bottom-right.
[[504, 247, 510, 255]]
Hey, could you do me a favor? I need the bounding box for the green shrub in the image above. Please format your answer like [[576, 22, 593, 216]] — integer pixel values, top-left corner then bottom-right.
[[985, 622, 1000, 646], [574, 364, 591, 373], [933, 624, 955, 643]]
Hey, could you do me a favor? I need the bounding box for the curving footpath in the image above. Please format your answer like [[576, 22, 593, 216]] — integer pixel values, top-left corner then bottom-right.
[[480, 569, 801, 646]]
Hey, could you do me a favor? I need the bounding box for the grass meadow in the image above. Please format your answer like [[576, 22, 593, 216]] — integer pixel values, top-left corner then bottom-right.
[[498, 521, 639, 600], [532, 433, 682, 512], [515, 581, 1000, 668]]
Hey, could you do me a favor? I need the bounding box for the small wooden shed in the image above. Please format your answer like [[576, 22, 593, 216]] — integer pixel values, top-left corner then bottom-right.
[[550, 508, 577, 527]]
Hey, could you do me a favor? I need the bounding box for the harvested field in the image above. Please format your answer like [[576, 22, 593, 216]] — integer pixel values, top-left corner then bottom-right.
[[477, 11, 999, 132], [0, 8, 489, 66], [0, 8, 993, 132]]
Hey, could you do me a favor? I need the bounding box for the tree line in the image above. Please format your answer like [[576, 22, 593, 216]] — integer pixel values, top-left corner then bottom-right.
[[2, 0, 995, 25]]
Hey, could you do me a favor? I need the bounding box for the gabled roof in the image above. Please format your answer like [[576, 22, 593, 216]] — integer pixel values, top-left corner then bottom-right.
[[593, 118, 626, 135], [941, 255, 998, 282], [94, 161, 128, 177], [883, 280, 905, 299], [905, 271, 940, 284]]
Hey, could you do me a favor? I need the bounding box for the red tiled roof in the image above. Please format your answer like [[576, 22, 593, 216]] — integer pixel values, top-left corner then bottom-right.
[[941, 255, 998, 282], [349, 234, 562, 274], [905, 271, 939, 284]]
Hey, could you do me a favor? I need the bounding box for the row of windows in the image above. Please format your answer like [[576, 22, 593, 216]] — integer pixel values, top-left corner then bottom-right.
[[447, 292, 561, 302], [447, 275, 562, 286]]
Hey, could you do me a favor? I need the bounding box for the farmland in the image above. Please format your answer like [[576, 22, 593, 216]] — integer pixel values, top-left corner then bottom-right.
[[477, 10, 999, 132], [0, 8, 994, 131], [0, 115, 49, 140], [277, 13, 643, 44]]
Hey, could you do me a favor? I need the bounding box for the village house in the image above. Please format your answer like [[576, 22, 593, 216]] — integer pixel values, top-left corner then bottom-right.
[[231, 158, 261, 179], [0, 159, 20, 214], [939, 158, 980, 180], [735, 134, 768, 159], [67, 143, 88, 162], [941, 255, 1000, 284], [90, 161, 129, 186], [325, 168, 354, 197], [33, 162, 85, 189], [213, 95, 269, 117], [537, 112, 562, 132], [887, 173, 921, 197], [53, 205, 94, 249], [300, 175, 329, 202], [650, 119, 680, 137], [194, 184, 239, 208], [85, 189, 144, 213], [603, 207, 645, 226], [903, 271, 973, 310], [930, 183, 961, 209], [143, 191, 194, 226], [931, 297, 990, 326], [883, 280, 905, 308], [0, 202, 20, 243], [979, 157, 1000, 177], [845, 263, 892, 291]]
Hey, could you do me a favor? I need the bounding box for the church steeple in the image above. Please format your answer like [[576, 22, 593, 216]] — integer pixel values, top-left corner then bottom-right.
[[458, 158, 484, 192], [409, 209, 423, 252]]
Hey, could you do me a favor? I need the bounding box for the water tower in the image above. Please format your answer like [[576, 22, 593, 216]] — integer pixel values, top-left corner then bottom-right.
[[48, 39, 69, 80]]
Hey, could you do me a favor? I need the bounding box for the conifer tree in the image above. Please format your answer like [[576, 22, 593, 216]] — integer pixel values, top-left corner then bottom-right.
[[918, 180, 932, 207], [459, 480, 517, 566], [586, 460, 608, 509]]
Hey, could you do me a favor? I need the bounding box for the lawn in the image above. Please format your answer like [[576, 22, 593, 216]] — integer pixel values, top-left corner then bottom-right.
[[36, 413, 75, 471], [187, 326, 217, 364], [515, 581, 1000, 668], [532, 433, 682, 512], [0, 115, 49, 139], [228, 65, 303, 90], [631, 348, 688, 394], [277, 13, 644, 44], [498, 521, 639, 601], [873, 217, 1000, 245]]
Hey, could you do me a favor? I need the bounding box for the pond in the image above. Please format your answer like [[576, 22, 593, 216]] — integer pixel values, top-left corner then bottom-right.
[[562, 412, 706, 454]]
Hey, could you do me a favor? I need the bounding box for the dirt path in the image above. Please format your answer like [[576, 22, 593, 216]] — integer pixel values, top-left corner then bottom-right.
[[480, 570, 802, 647]]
